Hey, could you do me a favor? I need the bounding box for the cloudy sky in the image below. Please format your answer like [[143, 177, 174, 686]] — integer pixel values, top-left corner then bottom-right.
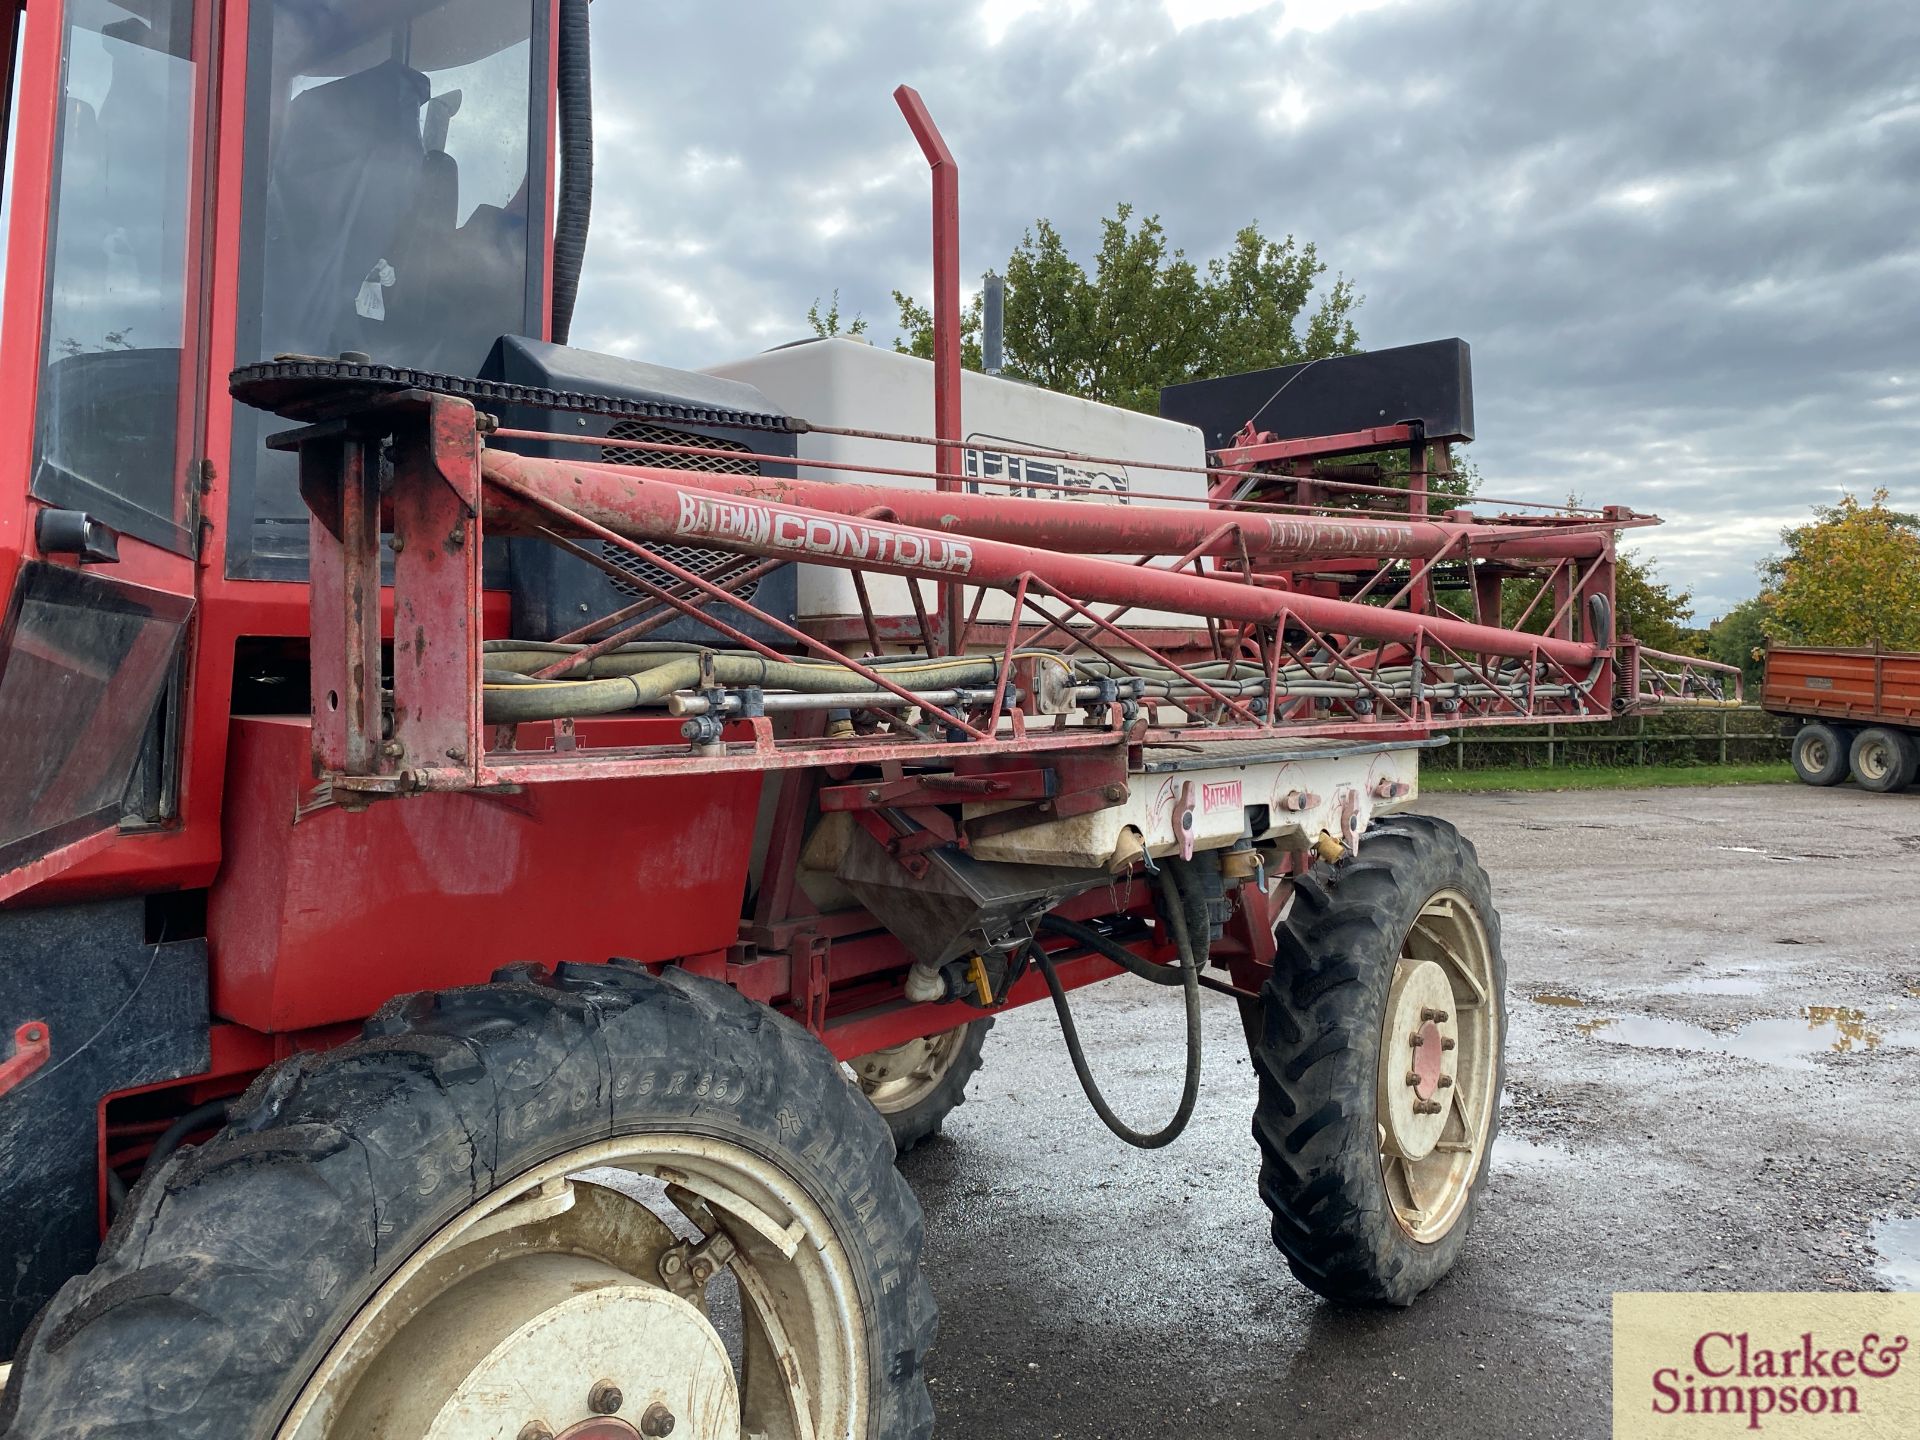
[[573, 0, 1920, 621]]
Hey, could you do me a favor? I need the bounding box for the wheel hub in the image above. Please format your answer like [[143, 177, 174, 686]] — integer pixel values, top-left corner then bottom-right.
[[346, 1252, 739, 1440], [852, 1026, 965, 1114], [1380, 959, 1459, 1162]]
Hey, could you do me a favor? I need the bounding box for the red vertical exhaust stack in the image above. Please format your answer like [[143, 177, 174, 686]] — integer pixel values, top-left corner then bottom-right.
[[895, 84, 966, 655]]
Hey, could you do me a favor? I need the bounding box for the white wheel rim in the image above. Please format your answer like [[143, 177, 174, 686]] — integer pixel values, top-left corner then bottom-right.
[[275, 1135, 868, 1440], [1859, 740, 1889, 781], [1804, 737, 1829, 771], [1377, 888, 1499, 1243], [852, 1026, 969, 1115]]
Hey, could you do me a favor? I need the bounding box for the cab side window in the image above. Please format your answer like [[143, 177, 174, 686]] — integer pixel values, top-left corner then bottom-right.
[[30, 0, 200, 552]]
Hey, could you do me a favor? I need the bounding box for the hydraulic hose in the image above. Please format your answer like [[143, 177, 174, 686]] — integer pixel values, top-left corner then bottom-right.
[[1037, 913, 1184, 987], [550, 0, 593, 345], [479, 641, 1078, 723], [482, 652, 1022, 723], [1030, 868, 1204, 1150]]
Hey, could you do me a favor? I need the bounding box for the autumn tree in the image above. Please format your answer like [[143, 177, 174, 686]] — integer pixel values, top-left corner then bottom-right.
[[1761, 490, 1920, 649], [884, 205, 1359, 413]]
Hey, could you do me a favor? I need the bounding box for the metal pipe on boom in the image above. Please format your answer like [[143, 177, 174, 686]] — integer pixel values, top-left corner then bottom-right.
[[480, 451, 1604, 668], [527, 455, 1617, 564]]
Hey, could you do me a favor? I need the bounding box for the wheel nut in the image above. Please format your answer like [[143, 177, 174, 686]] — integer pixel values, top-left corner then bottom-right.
[[1413, 1099, 1443, 1115], [1440, 1036, 1457, 1051], [517, 1425, 553, 1440], [1421, 1007, 1449, 1023], [1408, 1032, 1426, 1047], [1405, 1072, 1421, 1087], [641, 1402, 677, 1437], [1437, 1075, 1454, 1089], [589, 1381, 624, 1415]]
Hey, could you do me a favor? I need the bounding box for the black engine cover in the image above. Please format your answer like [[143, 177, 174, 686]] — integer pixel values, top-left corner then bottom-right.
[[482, 336, 799, 643]]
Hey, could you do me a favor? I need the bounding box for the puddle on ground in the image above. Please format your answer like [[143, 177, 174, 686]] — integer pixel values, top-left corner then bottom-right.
[[1530, 993, 1589, 1007], [1492, 1134, 1574, 1173], [1873, 1218, 1920, 1291], [1710, 845, 1844, 864], [1571, 1006, 1917, 1066]]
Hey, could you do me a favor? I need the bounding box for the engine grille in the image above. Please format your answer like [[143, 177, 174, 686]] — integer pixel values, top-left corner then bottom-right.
[[598, 421, 763, 601]]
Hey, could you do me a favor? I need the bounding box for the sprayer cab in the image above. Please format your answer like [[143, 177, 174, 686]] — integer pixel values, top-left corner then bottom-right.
[[0, 0, 581, 908]]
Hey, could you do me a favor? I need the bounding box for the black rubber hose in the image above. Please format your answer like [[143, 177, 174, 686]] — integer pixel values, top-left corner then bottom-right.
[[1037, 912, 1184, 986], [142, 1100, 231, 1180], [550, 0, 594, 345], [1030, 869, 1203, 1149]]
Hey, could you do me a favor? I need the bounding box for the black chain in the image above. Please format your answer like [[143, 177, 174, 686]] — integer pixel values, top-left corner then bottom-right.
[[229, 356, 805, 434]]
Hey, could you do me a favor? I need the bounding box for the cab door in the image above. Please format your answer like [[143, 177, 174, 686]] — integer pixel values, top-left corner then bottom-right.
[[0, 0, 210, 901]]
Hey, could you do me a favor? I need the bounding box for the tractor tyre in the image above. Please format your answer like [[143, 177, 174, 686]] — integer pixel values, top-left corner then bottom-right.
[[851, 1018, 992, 1155], [1248, 813, 1505, 1307], [0, 963, 935, 1440], [1791, 723, 1851, 786], [1849, 726, 1917, 793]]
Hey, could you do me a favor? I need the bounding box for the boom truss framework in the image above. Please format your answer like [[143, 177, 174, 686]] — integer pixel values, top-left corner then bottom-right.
[[250, 380, 1738, 814]]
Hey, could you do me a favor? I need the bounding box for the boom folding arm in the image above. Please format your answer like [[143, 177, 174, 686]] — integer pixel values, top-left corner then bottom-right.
[[244, 378, 1705, 813]]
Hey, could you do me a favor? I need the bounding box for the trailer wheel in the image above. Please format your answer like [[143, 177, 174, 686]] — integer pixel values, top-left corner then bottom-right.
[[0, 964, 934, 1440], [1848, 726, 1917, 793], [852, 1018, 992, 1154], [1249, 814, 1505, 1306], [1791, 723, 1851, 786]]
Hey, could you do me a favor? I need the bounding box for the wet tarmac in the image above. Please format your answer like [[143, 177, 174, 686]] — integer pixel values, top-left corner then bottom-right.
[[901, 786, 1920, 1438]]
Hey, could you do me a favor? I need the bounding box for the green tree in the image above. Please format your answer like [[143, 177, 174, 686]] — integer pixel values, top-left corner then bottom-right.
[[1613, 549, 1696, 653], [883, 204, 1360, 413], [1707, 596, 1768, 696], [889, 289, 982, 369], [1760, 489, 1920, 649], [1486, 546, 1694, 651], [805, 290, 867, 339]]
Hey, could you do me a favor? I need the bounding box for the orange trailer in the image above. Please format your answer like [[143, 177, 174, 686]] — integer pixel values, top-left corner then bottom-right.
[[1764, 645, 1920, 791]]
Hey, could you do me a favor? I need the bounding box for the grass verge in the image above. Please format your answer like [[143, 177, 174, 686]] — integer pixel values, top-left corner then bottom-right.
[[1421, 762, 1796, 793]]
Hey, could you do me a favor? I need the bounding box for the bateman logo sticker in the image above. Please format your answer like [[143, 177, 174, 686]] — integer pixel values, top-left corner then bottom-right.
[[1613, 1293, 1917, 1437], [673, 493, 974, 575], [1200, 780, 1243, 813]]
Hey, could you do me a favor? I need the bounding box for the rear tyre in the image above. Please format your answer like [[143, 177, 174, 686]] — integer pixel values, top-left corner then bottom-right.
[[1791, 723, 1850, 786], [0, 963, 935, 1440], [1849, 726, 1917, 793], [1249, 814, 1505, 1307], [852, 1018, 992, 1155]]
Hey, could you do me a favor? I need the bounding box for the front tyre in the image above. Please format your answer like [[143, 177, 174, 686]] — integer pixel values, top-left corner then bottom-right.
[[1249, 814, 1505, 1306], [0, 964, 935, 1440]]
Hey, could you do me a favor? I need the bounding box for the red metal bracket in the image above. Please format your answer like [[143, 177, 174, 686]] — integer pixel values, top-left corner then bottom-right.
[[0, 1020, 51, 1099]]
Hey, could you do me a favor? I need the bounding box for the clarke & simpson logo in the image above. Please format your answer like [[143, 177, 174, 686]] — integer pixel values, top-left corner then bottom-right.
[[1614, 1294, 1919, 1438]]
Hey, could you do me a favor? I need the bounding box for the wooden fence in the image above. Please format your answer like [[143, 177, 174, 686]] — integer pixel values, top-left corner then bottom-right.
[[1434, 706, 1787, 770]]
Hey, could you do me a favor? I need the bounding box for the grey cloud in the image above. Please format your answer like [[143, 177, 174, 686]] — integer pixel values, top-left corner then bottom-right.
[[573, 0, 1920, 619]]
